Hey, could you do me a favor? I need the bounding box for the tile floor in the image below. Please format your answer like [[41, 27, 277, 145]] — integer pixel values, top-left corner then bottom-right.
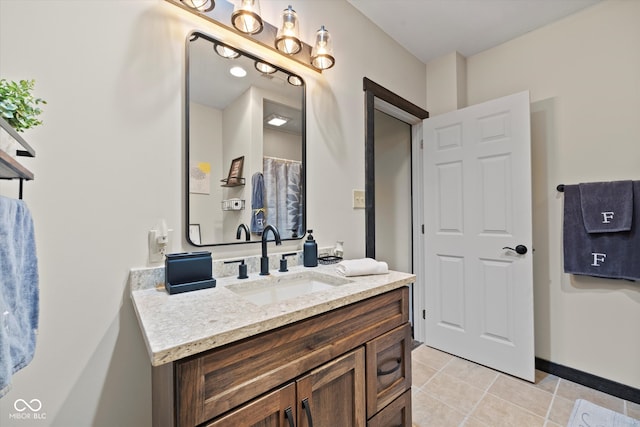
[[411, 345, 640, 427]]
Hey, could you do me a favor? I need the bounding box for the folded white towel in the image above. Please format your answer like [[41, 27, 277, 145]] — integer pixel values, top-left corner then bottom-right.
[[336, 258, 389, 277]]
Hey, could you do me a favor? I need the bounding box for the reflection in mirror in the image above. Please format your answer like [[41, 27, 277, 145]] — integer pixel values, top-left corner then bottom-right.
[[187, 31, 306, 246]]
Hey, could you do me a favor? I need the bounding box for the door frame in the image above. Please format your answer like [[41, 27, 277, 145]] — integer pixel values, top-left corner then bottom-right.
[[363, 77, 428, 337], [363, 78, 429, 257]]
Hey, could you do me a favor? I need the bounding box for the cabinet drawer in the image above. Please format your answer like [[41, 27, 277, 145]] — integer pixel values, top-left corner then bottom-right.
[[367, 389, 412, 427], [175, 287, 409, 427], [204, 383, 296, 427], [365, 323, 412, 418]]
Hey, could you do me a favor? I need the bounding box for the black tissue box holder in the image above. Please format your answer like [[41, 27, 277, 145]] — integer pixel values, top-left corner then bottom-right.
[[165, 251, 216, 295]]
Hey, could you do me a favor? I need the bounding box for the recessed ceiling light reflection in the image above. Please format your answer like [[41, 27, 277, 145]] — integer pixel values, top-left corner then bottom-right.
[[266, 114, 290, 127], [229, 66, 247, 77]]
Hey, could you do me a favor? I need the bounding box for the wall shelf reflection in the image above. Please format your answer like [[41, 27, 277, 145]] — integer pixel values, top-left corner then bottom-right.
[[220, 177, 246, 187]]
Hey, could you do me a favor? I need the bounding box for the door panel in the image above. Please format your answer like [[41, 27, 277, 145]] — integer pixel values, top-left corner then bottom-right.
[[437, 255, 465, 331], [423, 91, 534, 382]]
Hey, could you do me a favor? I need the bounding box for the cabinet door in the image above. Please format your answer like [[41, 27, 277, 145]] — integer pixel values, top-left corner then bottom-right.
[[297, 347, 366, 427], [205, 383, 297, 427], [366, 323, 412, 418]]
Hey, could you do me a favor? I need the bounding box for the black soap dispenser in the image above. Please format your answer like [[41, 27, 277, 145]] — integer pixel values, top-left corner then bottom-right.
[[303, 230, 318, 267]]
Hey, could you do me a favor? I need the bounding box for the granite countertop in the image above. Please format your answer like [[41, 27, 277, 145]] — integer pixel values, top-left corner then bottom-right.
[[130, 264, 415, 366]]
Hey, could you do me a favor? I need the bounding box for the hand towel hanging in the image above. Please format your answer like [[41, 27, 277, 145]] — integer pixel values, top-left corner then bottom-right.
[[0, 196, 39, 397], [578, 180, 633, 233], [250, 172, 265, 235], [563, 182, 640, 281]]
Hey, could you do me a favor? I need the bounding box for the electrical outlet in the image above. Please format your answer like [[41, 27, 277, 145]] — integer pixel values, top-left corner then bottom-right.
[[148, 229, 168, 264], [148, 220, 172, 264], [353, 189, 365, 209]]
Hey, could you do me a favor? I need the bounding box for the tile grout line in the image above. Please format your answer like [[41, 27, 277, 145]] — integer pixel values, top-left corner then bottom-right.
[[459, 371, 501, 426], [419, 353, 456, 391], [491, 379, 556, 422], [544, 375, 562, 422]]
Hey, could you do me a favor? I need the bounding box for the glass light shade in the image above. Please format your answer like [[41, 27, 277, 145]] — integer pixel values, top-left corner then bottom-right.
[[311, 25, 335, 70], [275, 5, 302, 55], [181, 0, 214, 12], [231, 0, 263, 34], [288, 75, 303, 86], [255, 61, 276, 74], [214, 43, 240, 59]]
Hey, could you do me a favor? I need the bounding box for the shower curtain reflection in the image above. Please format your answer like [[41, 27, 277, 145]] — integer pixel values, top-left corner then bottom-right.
[[263, 156, 303, 239]]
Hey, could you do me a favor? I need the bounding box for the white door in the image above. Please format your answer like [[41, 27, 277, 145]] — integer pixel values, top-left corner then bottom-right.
[[422, 91, 534, 381]]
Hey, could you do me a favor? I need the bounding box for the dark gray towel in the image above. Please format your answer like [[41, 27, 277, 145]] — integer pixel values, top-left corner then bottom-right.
[[563, 182, 640, 281], [579, 180, 633, 233], [250, 172, 265, 235]]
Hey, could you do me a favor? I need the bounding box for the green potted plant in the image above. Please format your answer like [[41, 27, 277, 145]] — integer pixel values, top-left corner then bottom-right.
[[0, 79, 46, 133]]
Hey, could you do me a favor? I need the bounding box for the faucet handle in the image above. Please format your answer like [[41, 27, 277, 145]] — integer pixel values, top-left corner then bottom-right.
[[224, 259, 248, 279], [279, 253, 297, 272]]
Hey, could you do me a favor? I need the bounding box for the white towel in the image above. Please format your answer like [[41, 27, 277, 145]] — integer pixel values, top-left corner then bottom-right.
[[336, 258, 388, 277]]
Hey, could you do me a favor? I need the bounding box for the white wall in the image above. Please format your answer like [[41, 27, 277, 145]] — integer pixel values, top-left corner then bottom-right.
[[264, 129, 301, 161], [460, 0, 639, 388], [189, 102, 222, 243], [0, 0, 426, 425], [374, 110, 412, 273]]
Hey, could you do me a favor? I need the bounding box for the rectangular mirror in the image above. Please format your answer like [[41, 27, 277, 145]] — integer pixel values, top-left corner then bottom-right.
[[186, 31, 306, 246]]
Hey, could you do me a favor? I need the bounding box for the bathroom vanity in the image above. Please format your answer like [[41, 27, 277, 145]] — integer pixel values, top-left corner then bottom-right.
[[130, 264, 415, 427]]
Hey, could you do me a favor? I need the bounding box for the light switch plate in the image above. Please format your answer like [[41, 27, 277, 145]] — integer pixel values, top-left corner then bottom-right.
[[353, 189, 365, 209]]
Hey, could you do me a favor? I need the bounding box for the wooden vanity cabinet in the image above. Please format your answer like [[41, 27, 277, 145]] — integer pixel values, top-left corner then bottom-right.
[[152, 287, 411, 427]]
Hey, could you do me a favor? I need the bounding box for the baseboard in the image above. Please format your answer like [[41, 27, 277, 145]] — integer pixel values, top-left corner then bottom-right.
[[535, 358, 640, 404]]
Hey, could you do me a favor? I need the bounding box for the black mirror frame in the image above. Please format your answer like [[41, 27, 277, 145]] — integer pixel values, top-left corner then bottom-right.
[[185, 30, 306, 247]]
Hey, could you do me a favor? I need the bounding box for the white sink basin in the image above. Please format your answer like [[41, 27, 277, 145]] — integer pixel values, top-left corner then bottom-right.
[[226, 271, 353, 306]]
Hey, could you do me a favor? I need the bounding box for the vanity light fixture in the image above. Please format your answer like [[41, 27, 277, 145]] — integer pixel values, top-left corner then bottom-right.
[[287, 75, 303, 86], [275, 5, 302, 55], [231, 0, 264, 35], [214, 43, 240, 59], [167, 0, 336, 72], [311, 25, 335, 70], [255, 61, 276, 74], [180, 0, 214, 12], [266, 114, 290, 127]]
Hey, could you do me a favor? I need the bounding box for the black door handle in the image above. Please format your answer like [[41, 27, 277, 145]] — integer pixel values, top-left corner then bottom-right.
[[284, 407, 295, 427], [503, 245, 528, 255], [302, 398, 314, 427]]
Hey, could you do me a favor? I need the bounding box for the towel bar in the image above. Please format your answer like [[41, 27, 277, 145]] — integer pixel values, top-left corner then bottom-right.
[[557, 184, 565, 192]]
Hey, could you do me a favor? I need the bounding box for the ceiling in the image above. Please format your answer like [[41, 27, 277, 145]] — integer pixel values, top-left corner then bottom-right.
[[347, 0, 600, 63]]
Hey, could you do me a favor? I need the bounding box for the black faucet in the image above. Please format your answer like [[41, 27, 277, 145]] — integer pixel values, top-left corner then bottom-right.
[[236, 223, 250, 241], [260, 224, 282, 275]]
